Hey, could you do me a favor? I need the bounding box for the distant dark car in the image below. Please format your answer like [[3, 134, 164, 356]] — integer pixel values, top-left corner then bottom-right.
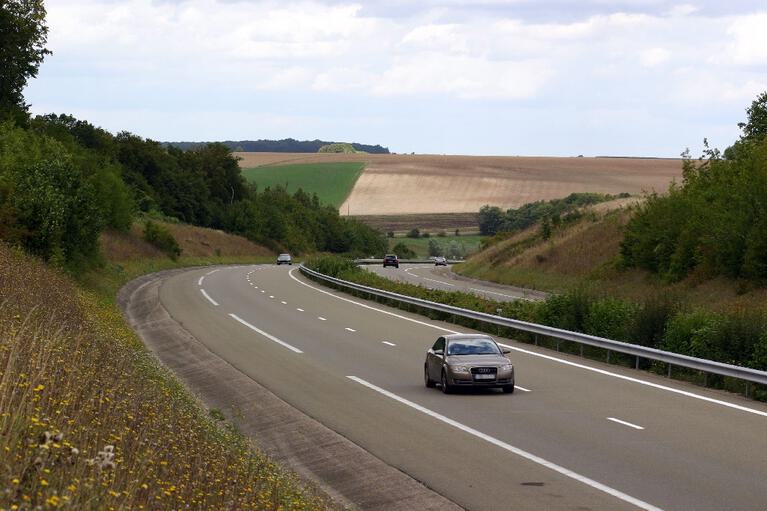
[[383, 254, 399, 268], [434, 256, 447, 266], [276, 253, 292, 265], [424, 334, 514, 394]]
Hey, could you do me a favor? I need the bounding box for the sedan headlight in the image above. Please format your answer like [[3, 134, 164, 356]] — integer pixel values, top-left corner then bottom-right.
[[500, 364, 513, 372], [451, 364, 470, 373]]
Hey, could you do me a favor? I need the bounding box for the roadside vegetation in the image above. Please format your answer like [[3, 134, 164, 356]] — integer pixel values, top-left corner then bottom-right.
[[0, 238, 336, 510], [241, 162, 365, 208]]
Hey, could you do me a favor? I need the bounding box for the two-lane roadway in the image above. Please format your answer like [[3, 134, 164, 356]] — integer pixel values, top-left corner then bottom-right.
[[159, 265, 767, 510]]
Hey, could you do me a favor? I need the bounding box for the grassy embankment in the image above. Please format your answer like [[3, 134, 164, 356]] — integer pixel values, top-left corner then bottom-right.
[[241, 162, 365, 208], [455, 206, 767, 314], [0, 221, 337, 510]]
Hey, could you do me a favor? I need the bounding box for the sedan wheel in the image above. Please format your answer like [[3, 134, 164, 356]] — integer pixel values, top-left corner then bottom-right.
[[424, 366, 435, 388], [440, 371, 453, 394], [502, 384, 515, 394]]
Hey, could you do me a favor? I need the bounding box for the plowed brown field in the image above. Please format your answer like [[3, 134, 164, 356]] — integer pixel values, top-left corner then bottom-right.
[[234, 152, 682, 215]]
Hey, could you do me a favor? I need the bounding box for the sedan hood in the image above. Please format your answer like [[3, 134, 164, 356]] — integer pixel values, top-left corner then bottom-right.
[[446, 354, 510, 366]]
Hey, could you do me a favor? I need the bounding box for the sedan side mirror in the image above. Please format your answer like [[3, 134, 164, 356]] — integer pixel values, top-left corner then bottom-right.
[[434, 349, 444, 356], [501, 348, 511, 354]]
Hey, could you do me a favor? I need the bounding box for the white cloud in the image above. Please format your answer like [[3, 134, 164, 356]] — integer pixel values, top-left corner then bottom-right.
[[726, 12, 767, 65], [639, 47, 671, 67]]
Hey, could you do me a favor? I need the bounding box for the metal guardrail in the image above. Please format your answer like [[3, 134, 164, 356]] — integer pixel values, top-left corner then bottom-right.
[[355, 258, 464, 265], [300, 264, 767, 387]]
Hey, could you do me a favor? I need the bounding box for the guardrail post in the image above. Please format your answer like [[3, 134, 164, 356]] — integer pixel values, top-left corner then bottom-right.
[[556, 340, 560, 352], [534, 334, 538, 346], [635, 356, 639, 370], [667, 363, 672, 378], [580, 344, 584, 358], [606, 350, 611, 364], [745, 381, 751, 398]]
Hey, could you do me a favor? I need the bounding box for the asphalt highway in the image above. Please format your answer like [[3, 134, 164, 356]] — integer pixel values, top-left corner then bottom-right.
[[159, 264, 767, 511], [364, 263, 549, 302]]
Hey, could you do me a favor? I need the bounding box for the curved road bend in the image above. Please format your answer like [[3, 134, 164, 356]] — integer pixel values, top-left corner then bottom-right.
[[159, 264, 767, 511], [364, 264, 549, 302]]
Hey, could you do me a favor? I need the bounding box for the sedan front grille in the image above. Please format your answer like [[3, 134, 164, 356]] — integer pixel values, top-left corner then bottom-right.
[[471, 367, 497, 375]]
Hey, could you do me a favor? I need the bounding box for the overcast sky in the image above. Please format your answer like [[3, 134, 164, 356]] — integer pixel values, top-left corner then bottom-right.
[[24, 0, 767, 156]]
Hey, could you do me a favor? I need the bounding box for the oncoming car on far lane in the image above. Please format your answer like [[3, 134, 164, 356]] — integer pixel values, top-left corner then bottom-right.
[[276, 253, 292, 265], [424, 334, 514, 394], [434, 256, 447, 266], [383, 254, 399, 268]]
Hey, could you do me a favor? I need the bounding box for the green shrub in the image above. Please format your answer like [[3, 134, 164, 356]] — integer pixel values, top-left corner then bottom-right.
[[392, 242, 416, 259], [584, 297, 637, 341], [143, 220, 181, 260], [304, 254, 359, 278], [406, 228, 420, 239], [662, 310, 726, 360], [629, 296, 679, 348], [538, 288, 594, 332]]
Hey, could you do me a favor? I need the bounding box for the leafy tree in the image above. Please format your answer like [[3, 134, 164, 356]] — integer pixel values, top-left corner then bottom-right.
[[0, 0, 51, 115], [406, 228, 420, 238], [478, 205, 504, 235], [738, 91, 767, 143]]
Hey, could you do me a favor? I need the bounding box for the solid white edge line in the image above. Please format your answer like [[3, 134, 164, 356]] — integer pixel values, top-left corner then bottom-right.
[[289, 268, 458, 334], [198, 276, 205, 286], [515, 385, 531, 392], [229, 314, 303, 353], [423, 277, 456, 287], [346, 376, 661, 511], [288, 268, 767, 419], [382, 341, 396, 346], [496, 342, 767, 419], [200, 289, 219, 306], [607, 417, 645, 430]]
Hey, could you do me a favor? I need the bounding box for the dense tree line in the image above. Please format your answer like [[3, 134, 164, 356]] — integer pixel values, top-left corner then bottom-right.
[[0, 115, 387, 269], [478, 192, 621, 236], [621, 92, 767, 281], [168, 138, 390, 154]]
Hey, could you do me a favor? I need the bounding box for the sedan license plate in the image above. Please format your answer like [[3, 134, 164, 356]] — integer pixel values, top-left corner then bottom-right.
[[474, 374, 495, 380]]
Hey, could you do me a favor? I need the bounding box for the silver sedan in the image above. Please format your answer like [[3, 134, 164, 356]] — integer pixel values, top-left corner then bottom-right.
[[424, 334, 515, 394]]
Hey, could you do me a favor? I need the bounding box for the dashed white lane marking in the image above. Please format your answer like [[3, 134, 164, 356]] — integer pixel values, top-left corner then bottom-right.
[[470, 287, 514, 298], [205, 269, 220, 276], [382, 341, 396, 346], [198, 276, 205, 286], [318, 316, 327, 321], [269, 295, 275, 299], [296, 308, 304, 312], [229, 314, 303, 353], [346, 376, 661, 511], [345, 327, 356, 332], [200, 289, 219, 306], [260, 290, 265, 293], [607, 417, 644, 430], [254, 286, 258, 289], [289, 268, 767, 419], [281, 301, 287, 305], [515, 385, 531, 392]]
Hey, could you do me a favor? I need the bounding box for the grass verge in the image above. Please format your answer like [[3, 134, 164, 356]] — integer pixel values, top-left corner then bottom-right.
[[0, 244, 336, 510]]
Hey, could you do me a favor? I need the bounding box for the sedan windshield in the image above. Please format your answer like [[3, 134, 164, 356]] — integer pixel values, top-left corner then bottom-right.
[[447, 339, 501, 355]]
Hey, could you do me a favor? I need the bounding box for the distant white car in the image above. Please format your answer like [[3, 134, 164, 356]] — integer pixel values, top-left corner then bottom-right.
[[434, 256, 447, 266], [276, 253, 292, 265]]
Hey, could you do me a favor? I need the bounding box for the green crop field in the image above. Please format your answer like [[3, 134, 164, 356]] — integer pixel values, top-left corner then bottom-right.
[[388, 234, 486, 258], [241, 162, 364, 207]]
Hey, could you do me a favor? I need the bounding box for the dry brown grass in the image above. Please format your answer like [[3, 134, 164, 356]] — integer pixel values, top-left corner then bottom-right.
[[0, 243, 332, 510], [100, 221, 272, 263]]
